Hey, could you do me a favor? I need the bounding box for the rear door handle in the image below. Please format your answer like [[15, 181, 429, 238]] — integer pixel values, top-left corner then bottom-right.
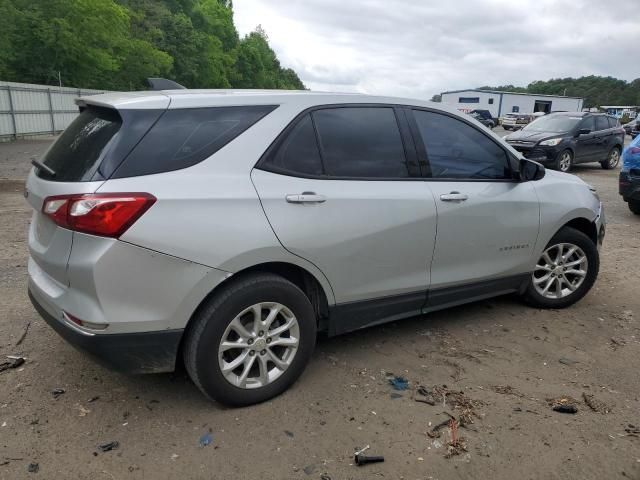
[[440, 191, 468, 202], [285, 192, 327, 204]]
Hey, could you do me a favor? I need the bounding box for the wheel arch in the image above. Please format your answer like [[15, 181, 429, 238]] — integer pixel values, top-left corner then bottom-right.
[[562, 217, 598, 245]]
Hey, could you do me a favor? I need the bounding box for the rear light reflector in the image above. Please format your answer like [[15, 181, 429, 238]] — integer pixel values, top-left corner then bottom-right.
[[63, 311, 108, 331], [42, 193, 156, 238], [628, 147, 640, 155]]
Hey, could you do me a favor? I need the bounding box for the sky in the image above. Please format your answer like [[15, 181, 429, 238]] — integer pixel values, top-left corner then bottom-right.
[[234, 0, 639, 100]]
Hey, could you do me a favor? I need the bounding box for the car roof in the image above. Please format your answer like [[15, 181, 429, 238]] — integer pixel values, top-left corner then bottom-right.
[[78, 89, 444, 112]]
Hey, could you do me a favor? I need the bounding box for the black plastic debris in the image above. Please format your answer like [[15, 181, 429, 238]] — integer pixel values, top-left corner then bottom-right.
[[0, 356, 25, 373], [552, 404, 578, 414], [97, 441, 119, 453], [355, 454, 384, 466], [51, 388, 65, 399], [27, 463, 39, 473]]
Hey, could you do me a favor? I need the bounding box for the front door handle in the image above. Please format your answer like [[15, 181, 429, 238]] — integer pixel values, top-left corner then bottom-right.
[[285, 192, 327, 204], [440, 191, 468, 202]]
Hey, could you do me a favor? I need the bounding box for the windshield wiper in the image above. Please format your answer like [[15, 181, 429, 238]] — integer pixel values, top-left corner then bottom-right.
[[31, 158, 56, 177]]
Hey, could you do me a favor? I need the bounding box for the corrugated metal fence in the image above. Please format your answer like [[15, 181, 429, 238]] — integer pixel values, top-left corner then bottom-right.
[[0, 81, 109, 140]]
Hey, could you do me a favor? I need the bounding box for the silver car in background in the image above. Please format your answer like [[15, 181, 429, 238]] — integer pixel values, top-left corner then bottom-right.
[[26, 89, 605, 406]]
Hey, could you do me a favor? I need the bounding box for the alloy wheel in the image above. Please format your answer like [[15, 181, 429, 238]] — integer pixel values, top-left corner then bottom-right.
[[559, 152, 572, 172], [218, 302, 300, 389], [608, 148, 620, 168], [532, 243, 588, 299]]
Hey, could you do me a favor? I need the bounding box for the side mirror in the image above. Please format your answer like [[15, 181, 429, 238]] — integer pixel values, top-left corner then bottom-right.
[[519, 158, 545, 181], [577, 128, 591, 135]]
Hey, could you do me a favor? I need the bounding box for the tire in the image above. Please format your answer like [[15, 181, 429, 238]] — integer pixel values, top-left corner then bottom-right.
[[600, 146, 620, 170], [503, 126, 511, 131], [555, 149, 573, 173], [522, 226, 599, 309], [487, 121, 495, 129], [629, 200, 640, 215], [183, 273, 317, 406]]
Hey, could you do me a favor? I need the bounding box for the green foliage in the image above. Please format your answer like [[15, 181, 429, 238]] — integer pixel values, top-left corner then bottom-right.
[[479, 76, 640, 108], [1, 0, 304, 90]]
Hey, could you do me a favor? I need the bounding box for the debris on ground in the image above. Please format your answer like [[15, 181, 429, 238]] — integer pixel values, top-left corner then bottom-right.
[[445, 419, 467, 459], [0, 356, 25, 373], [624, 424, 639, 437], [51, 388, 65, 399], [27, 462, 39, 473], [415, 385, 436, 405], [320, 474, 332, 480], [432, 385, 482, 412], [548, 396, 579, 414], [284, 430, 294, 438], [15, 322, 30, 346], [97, 441, 119, 453], [559, 357, 579, 366], [354, 446, 384, 467], [609, 337, 626, 350], [582, 393, 611, 414], [199, 432, 213, 447], [76, 404, 90, 417], [302, 464, 316, 475], [492, 385, 523, 397], [390, 392, 403, 399], [427, 418, 451, 438], [87, 396, 100, 403], [388, 375, 409, 391]]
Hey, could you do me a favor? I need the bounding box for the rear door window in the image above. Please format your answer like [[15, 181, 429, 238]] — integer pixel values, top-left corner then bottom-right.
[[311, 107, 410, 178], [412, 110, 511, 180], [113, 105, 277, 178], [261, 114, 323, 176], [580, 117, 595, 132], [595, 116, 609, 131], [37, 106, 122, 182]]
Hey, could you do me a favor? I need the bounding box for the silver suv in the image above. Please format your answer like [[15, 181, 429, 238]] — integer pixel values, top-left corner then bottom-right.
[[26, 90, 605, 406]]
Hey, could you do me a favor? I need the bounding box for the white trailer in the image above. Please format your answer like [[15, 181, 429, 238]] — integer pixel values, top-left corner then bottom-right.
[[439, 89, 584, 119]]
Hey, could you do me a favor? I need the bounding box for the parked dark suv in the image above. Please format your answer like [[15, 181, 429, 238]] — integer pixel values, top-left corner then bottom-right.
[[505, 112, 625, 172]]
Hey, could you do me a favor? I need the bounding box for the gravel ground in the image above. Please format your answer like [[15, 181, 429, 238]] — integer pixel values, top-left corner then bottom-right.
[[0, 134, 639, 480]]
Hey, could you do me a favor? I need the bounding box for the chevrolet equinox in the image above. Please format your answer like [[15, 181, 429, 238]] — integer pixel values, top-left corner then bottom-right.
[[27, 89, 605, 406]]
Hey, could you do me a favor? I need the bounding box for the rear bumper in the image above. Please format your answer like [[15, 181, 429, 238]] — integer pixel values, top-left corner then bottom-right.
[[29, 288, 182, 373], [619, 171, 640, 201]]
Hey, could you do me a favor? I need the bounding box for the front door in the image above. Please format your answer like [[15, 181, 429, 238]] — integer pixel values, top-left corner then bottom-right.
[[575, 116, 597, 163], [252, 106, 437, 321], [409, 108, 540, 307]]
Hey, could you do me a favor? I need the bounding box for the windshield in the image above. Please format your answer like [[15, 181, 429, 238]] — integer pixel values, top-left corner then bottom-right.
[[523, 115, 582, 133]]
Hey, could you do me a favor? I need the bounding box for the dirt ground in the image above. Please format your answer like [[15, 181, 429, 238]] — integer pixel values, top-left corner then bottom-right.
[[1, 133, 639, 480]]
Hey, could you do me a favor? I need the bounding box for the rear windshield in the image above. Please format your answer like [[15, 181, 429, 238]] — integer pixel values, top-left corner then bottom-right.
[[37, 106, 122, 181]]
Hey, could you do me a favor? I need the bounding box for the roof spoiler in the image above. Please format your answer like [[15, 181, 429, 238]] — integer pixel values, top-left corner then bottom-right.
[[147, 78, 187, 90]]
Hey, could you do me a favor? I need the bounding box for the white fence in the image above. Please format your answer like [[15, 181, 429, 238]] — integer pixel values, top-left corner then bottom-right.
[[0, 81, 109, 140]]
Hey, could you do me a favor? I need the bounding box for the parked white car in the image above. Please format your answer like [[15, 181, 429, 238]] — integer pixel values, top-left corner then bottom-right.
[[27, 88, 605, 406]]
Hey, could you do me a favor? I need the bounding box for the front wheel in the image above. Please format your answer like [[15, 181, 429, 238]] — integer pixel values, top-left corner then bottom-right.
[[555, 149, 573, 173], [629, 200, 640, 215], [600, 147, 620, 170], [183, 273, 317, 406], [522, 226, 599, 309]]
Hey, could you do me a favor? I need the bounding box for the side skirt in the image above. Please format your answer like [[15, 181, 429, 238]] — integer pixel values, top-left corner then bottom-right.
[[327, 274, 530, 337]]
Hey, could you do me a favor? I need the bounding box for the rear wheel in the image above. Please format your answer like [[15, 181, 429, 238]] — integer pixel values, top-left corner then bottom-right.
[[184, 273, 317, 406], [629, 200, 640, 215], [600, 147, 620, 170], [555, 149, 573, 173], [522, 227, 598, 309]]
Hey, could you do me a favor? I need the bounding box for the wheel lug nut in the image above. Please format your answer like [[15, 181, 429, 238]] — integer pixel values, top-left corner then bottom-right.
[[258, 331, 264, 337], [248, 339, 254, 345], [260, 349, 266, 355], [249, 350, 255, 356], [266, 338, 272, 344]]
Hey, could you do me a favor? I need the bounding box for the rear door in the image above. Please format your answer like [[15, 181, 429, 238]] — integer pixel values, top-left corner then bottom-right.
[[593, 115, 613, 160], [408, 108, 540, 306], [252, 105, 437, 310]]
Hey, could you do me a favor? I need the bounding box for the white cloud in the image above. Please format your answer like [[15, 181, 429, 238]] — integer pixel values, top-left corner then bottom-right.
[[233, 0, 639, 99]]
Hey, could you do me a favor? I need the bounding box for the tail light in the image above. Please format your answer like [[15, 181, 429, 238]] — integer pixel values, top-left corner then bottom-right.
[[628, 147, 640, 155], [42, 193, 156, 238]]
